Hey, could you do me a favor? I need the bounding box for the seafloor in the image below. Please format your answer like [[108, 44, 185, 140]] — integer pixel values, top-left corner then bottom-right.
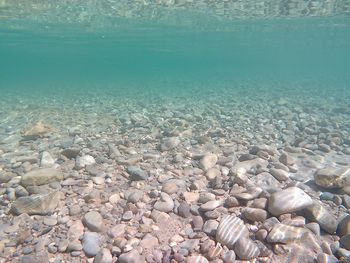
[[0, 83, 350, 263]]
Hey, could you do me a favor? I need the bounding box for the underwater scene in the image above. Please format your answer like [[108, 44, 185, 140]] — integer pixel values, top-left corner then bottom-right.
[[1, 0, 350, 262]]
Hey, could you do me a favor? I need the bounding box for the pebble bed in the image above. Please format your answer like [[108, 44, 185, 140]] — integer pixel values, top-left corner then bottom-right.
[[0, 86, 350, 263]]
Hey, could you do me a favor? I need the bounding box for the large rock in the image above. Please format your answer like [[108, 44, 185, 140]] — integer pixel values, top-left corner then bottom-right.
[[82, 232, 101, 257], [216, 215, 249, 249], [314, 167, 350, 189], [268, 187, 313, 216], [303, 202, 337, 234], [10, 191, 61, 215], [20, 168, 63, 187]]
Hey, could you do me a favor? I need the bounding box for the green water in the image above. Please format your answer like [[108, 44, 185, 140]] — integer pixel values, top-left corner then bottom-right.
[[1, 10, 350, 100]]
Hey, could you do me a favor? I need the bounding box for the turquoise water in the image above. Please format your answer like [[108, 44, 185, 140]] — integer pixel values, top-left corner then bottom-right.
[[1, 11, 350, 99]]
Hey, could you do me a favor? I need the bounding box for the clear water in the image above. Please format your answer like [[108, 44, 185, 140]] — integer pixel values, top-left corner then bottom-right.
[[1, 2, 350, 100]]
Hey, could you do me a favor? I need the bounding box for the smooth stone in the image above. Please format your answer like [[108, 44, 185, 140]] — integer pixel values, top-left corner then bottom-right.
[[10, 191, 61, 215], [338, 215, 350, 237], [83, 211, 104, 232], [340, 234, 350, 250], [69, 204, 81, 216], [186, 255, 209, 263], [127, 166, 148, 181], [234, 237, 260, 260], [183, 192, 199, 203], [317, 253, 339, 263], [178, 202, 191, 218], [67, 220, 84, 241], [107, 224, 126, 238], [200, 154, 218, 171], [203, 220, 219, 236], [122, 211, 133, 221], [67, 241, 83, 252], [21, 168, 63, 187], [162, 182, 178, 194], [154, 192, 174, 213], [40, 151, 55, 167], [93, 248, 113, 263], [0, 171, 14, 183], [270, 168, 289, 182], [192, 216, 204, 231], [222, 250, 236, 263], [267, 223, 307, 243], [160, 137, 181, 151], [75, 155, 96, 170], [61, 148, 80, 159], [200, 200, 222, 211], [303, 202, 337, 234], [118, 249, 141, 263], [268, 187, 313, 216], [127, 190, 143, 203], [206, 168, 221, 181], [139, 234, 159, 250], [279, 153, 295, 166], [306, 222, 321, 236], [43, 217, 57, 226], [314, 167, 350, 189], [82, 232, 100, 257], [92, 177, 104, 185], [216, 215, 249, 249], [242, 207, 268, 222]]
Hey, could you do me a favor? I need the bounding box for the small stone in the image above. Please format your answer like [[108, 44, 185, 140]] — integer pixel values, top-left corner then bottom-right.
[[178, 202, 191, 218], [200, 200, 222, 211], [43, 217, 57, 226], [162, 182, 178, 194], [186, 255, 209, 263], [222, 250, 236, 263], [92, 177, 104, 185], [122, 211, 133, 221], [316, 253, 338, 263], [200, 154, 218, 171], [67, 220, 84, 241], [242, 207, 268, 222], [75, 155, 96, 170], [267, 223, 306, 243], [183, 192, 199, 203], [93, 248, 113, 263], [69, 204, 81, 216], [160, 137, 180, 151], [21, 168, 63, 187], [127, 166, 148, 181], [118, 249, 141, 263], [279, 153, 295, 166], [203, 220, 219, 236], [206, 168, 221, 181], [40, 151, 55, 168], [23, 247, 33, 254], [340, 234, 350, 250], [61, 148, 80, 159], [154, 192, 174, 212], [268, 187, 313, 216], [192, 216, 204, 231], [108, 224, 126, 238], [83, 211, 104, 232], [338, 215, 350, 237], [270, 168, 289, 182], [303, 202, 337, 234], [82, 232, 100, 257]]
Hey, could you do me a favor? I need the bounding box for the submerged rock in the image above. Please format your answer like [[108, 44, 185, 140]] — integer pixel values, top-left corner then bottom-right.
[[314, 167, 350, 189], [127, 166, 148, 181], [21, 121, 54, 140], [216, 215, 249, 249], [303, 202, 337, 234], [10, 191, 61, 215], [20, 168, 63, 187]]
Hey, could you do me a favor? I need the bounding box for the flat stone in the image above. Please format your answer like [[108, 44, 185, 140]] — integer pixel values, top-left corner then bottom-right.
[[200, 200, 222, 211], [82, 232, 100, 257], [203, 220, 219, 236], [183, 192, 199, 204], [154, 192, 174, 213], [93, 248, 113, 263], [10, 191, 61, 215], [267, 223, 307, 243], [83, 211, 104, 232], [118, 249, 141, 263], [270, 168, 289, 182], [178, 202, 191, 218], [303, 202, 337, 234], [127, 166, 148, 181], [200, 154, 218, 171], [314, 167, 350, 189], [268, 187, 313, 216], [216, 215, 249, 249], [242, 207, 268, 222], [21, 168, 63, 187]]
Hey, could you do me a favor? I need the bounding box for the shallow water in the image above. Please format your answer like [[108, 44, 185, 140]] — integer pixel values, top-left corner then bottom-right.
[[1, 1, 350, 262]]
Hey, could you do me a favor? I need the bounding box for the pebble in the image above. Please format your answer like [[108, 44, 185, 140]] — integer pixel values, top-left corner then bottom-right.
[[340, 234, 350, 250], [234, 236, 260, 260], [83, 211, 104, 232], [317, 253, 339, 263], [82, 232, 100, 257], [267, 223, 306, 243], [338, 215, 350, 237], [127, 166, 148, 181], [162, 182, 178, 194], [118, 249, 141, 263], [75, 155, 96, 170], [200, 154, 218, 171], [203, 220, 219, 235], [186, 255, 209, 263], [160, 137, 181, 151], [40, 151, 55, 167], [200, 200, 222, 211], [268, 187, 313, 216], [178, 202, 191, 218], [270, 168, 289, 181], [93, 248, 113, 263], [216, 215, 249, 249], [154, 192, 174, 212], [222, 250, 236, 263], [242, 207, 268, 222]]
